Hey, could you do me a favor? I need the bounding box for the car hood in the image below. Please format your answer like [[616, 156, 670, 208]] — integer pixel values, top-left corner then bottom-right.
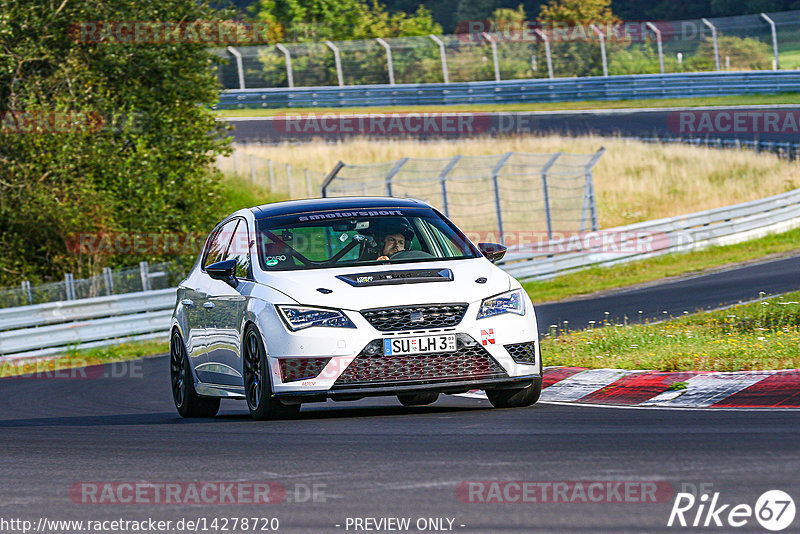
[[256, 258, 512, 310]]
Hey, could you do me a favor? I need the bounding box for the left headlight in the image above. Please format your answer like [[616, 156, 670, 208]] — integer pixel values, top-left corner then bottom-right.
[[277, 305, 356, 331], [477, 289, 525, 319]]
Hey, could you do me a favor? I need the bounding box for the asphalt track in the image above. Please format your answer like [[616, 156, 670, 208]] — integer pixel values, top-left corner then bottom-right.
[[1, 255, 799, 532], [225, 105, 800, 144]]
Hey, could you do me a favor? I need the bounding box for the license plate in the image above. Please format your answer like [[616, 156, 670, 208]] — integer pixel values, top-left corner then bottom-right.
[[383, 334, 456, 356]]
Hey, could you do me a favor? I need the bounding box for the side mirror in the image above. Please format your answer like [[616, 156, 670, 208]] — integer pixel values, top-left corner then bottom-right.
[[478, 242, 507, 263], [206, 259, 238, 287]]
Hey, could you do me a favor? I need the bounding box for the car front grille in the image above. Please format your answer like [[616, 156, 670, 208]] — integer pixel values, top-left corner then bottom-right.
[[279, 358, 331, 383], [504, 341, 538, 364], [360, 303, 468, 332], [333, 339, 507, 388]]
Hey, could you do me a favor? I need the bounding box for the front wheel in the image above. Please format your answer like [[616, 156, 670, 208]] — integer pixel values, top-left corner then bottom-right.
[[243, 325, 301, 421], [170, 331, 220, 418], [486, 377, 542, 408]]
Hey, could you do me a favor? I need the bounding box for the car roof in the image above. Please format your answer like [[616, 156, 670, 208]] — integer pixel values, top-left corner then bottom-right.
[[249, 196, 432, 220]]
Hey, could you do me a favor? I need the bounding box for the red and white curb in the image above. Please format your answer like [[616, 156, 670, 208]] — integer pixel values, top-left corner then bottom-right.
[[464, 367, 800, 408]]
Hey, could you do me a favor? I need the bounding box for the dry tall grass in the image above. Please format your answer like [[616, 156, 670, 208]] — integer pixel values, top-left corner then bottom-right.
[[231, 136, 799, 228]]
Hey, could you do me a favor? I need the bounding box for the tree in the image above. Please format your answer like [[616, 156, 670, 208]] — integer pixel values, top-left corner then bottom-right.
[[538, 0, 618, 25], [0, 0, 231, 285]]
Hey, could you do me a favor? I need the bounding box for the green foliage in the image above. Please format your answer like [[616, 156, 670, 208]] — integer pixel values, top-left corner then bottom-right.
[[538, 0, 618, 25], [0, 0, 233, 285], [697, 35, 773, 70]]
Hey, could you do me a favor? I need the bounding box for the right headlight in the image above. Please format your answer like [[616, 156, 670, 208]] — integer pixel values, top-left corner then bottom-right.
[[477, 289, 525, 319]]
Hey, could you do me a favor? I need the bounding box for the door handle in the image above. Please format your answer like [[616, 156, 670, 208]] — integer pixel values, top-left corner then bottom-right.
[[203, 302, 215, 309], [181, 299, 194, 307]]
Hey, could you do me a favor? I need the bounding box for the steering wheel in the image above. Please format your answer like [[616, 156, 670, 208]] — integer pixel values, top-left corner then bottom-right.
[[388, 250, 434, 260]]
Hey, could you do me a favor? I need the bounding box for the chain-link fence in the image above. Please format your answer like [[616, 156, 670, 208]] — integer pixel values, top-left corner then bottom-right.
[[215, 10, 800, 90], [320, 150, 605, 246], [217, 151, 328, 199], [0, 261, 189, 309]]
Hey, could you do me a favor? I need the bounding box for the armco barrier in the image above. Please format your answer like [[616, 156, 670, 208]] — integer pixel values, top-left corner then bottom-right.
[[2, 189, 800, 358], [217, 71, 800, 110]]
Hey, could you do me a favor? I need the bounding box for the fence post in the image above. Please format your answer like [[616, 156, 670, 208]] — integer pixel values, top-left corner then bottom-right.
[[491, 152, 513, 245], [287, 164, 294, 198], [438, 155, 462, 217], [429, 35, 449, 84], [320, 161, 345, 197], [226, 46, 246, 90], [534, 29, 554, 79], [325, 40, 344, 86], [103, 267, 114, 296], [760, 13, 780, 70], [581, 148, 605, 232], [305, 169, 312, 198], [384, 158, 409, 197], [268, 159, 275, 189], [232, 150, 239, 176], [482, 32, 501, 81], [21, 280, 32, 304], [540, 152, 562, 241], [646, 23, 665, 74], [275, 43, 294, 88], [376, 38, 395, 85], [589, 25, 608, 77], [701, 18, 721, 71], [64, 273, 75, 300], [139, 261, 151, 292], [249, 155, 256, 183]]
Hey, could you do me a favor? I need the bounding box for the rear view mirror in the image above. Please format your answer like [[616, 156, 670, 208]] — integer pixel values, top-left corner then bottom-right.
[[206, 259, 238, 287], [478, 242, 507, 263]]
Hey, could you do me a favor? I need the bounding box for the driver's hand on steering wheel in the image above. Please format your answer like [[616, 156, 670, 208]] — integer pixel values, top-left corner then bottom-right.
[[377, 255, 390, 261]]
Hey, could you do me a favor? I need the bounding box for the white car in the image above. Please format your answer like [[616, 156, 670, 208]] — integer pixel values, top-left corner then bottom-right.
[[170, 197, 542, 419]]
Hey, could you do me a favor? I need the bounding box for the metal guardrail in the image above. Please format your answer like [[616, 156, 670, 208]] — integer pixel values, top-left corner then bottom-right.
[[500, 188, 800, 280], [2, 189, 800, 359], [217, 71, 800, 109], [0, 289, 175, 360]]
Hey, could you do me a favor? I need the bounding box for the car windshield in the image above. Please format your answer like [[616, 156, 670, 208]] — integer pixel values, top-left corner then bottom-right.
[[255, 207, 480, 271]]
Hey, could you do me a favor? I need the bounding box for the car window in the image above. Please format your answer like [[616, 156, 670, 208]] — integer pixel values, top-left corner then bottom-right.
[[256, 207, 479, 271], [226, 219, 252, 279], [203, 218, 238, 270]]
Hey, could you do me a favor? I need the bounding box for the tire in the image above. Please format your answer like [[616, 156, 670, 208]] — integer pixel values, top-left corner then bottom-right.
[[397, 392, 439, 406], [170, 330, 220, 418], [243, 324, 301, 421], [486, 377, 542, 408]]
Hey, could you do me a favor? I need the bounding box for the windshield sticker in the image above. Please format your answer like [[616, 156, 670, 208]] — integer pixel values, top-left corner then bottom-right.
[[297, 210, 404, 222]]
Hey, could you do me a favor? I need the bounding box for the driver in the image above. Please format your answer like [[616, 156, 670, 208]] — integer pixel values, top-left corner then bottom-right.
[[372, 220, 414, 261]]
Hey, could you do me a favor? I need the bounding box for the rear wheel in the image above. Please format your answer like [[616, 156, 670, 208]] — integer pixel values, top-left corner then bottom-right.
[[397, 392, 439, 406], [170, 331, 220, 418], [243, 325, 301, 421], [487, 377, 542, 408]]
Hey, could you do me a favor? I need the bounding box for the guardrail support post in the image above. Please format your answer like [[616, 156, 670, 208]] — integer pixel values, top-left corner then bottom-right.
[[491, 153, 513, 245], [226, 46, 246, 90], [139, 261, 151, 292], [21, 280, 32, 304], [590, 25, 608, 77], [103, 267, 114, 296], [275, 44, 294, 88], [534, 29, 554, 79], [268, 159, 275, 189], [761, 13, 780, 70], [429, 35, 450, 83], [64, 273, 75, 300], [384, 157, 409, 197], [482, 32, 501, 81], [646, 22, 665, 74], [376, 38, 395, 85], [541, 152, 562, 240], [702, 18, 721, 71], [438, 155, 462, 217], [320, 161, 345, 197], [325, 40, 344, 86]]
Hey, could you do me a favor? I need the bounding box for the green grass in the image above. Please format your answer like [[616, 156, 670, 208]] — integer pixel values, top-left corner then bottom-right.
[[0, 339, 168, 378], [540, 290, 800, 372], [523, 226, 800, 303], [215, 93, 800, 117], [218, 173, 287, 214], [779, 50, 800, 69]]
